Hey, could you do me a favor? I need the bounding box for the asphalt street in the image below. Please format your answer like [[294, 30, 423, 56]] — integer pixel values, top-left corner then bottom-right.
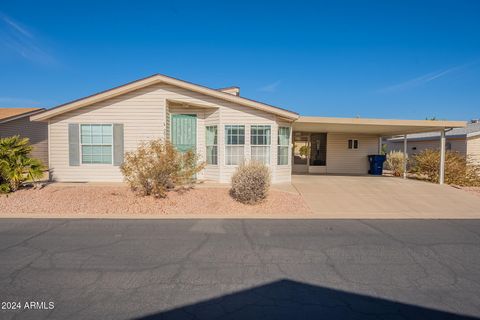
[[1, 219, 480, 319]]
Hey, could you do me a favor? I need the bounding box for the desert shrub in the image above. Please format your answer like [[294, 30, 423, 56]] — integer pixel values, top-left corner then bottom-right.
[[410, 149, 480, 186], [385, 150, 407, 177], [0, 136, 45, 193], [120, 139, 205, 198], [230, 161, 271, 204]]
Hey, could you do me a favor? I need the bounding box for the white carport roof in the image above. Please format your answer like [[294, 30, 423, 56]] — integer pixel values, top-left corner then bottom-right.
[[293, 116, 466, 136]]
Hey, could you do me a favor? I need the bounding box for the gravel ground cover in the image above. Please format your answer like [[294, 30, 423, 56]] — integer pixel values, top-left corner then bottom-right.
[[0, 184, 312, 216]]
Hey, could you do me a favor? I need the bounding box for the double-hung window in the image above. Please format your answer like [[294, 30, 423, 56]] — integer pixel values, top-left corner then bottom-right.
[[205, 126, 218, 165], [277, 127, 290, 165], [251, 125, 271, 165], [80, 124, 113, 164], [348, 139, 359, 150], [225, 125, 245, 165]]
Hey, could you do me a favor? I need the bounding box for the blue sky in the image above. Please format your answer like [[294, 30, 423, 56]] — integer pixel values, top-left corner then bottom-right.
[[0, 0, 479, 120]]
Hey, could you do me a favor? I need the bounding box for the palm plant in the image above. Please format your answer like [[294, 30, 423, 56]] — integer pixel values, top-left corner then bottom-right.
[[0, 136, 45, 192]]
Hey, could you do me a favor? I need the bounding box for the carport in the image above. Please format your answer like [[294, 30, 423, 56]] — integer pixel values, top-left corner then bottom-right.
[[292, 117, 466, 184]]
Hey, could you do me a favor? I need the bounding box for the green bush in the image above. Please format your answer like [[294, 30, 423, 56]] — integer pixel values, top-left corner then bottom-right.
[[410, 149, 480, 186], [230, 161, 271, 204], [0, 136, 45, 193], [385, 150, 407, 177], [120, 139, 205, 198]]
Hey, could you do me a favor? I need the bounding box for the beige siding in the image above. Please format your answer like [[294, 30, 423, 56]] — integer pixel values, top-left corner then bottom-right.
[[0, 116, 48, 166], [467, 135, 480, 164], [49, 85, 166, 182], [326, 133, 378, 174], [48, 83, 290, 183]]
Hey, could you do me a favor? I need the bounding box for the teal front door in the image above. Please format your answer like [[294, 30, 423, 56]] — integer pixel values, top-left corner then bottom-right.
[[171, 114, 197, 152]]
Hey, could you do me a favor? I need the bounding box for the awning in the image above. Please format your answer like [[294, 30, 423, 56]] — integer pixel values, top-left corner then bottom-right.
[[293, 116, 466, 136]]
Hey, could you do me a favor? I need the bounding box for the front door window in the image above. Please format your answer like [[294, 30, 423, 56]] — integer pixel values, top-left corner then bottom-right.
[[309, 133, 327, 166]]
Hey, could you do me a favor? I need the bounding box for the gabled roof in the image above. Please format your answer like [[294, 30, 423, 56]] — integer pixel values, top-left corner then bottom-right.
[[0, 108, 44, 124], [31, 74, 299, 121]]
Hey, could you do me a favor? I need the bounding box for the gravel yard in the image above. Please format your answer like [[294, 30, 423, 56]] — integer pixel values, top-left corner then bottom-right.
[[0, 184, 312, 216]]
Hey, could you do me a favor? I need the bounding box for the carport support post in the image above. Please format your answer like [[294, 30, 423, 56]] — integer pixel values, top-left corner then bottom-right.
[[403, 134, 407, 179], [439, 129, 446, 185]]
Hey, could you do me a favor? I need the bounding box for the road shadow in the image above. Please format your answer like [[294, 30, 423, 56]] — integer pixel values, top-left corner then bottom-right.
[[134, 279, 478, 320]]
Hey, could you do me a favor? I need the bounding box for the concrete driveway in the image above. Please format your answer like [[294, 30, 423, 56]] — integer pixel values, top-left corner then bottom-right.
[[292, 175, 480, 218]]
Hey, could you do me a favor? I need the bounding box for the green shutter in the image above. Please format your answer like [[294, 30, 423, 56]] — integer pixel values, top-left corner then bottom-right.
[[68, 123, 80, 166], [171, 114, 197, 152], [113, 124, 124, 166]]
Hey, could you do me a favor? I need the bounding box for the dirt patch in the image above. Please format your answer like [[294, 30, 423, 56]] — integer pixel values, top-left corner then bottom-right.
[[0, 185, 312, 217]]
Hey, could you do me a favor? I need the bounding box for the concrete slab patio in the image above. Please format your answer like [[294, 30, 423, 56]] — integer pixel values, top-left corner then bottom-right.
[[292, 174, 480, 219]]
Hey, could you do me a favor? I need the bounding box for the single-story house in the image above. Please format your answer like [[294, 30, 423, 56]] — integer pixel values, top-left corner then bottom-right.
[[30, 74, 465, 184], [386, 120, 480, 164], [0, 108, 48, 166]]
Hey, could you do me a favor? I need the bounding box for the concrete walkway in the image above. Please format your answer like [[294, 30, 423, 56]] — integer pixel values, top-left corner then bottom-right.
[[292, 174, 480, 219]]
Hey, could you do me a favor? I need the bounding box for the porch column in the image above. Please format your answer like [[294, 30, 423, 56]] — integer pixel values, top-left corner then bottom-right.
[[439, 128, 446, 185], [403, 134, 407, 179], [378, 137, 383, 154]]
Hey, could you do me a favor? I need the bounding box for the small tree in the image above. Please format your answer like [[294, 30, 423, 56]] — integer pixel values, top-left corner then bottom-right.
[[230, 162, 271, 204], [385, 150, 407, 177], [0, 136, 45, 192], [411, 149, 480, 186], [120, 139, 205, 198]]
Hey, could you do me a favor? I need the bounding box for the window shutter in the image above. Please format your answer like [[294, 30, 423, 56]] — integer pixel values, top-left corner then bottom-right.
[[113, 123, 124, 166], [68, 123, 80, 166]]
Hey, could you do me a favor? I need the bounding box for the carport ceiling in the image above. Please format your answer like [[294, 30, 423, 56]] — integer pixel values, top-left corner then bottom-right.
[[293, 116, 466, 136]]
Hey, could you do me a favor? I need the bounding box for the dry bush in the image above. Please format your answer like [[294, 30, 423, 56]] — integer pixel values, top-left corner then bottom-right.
[[385, 151, 407, 177], [410, 149, 480, 186], [120, 139, 205, 198], [230, 162, 271, 204]]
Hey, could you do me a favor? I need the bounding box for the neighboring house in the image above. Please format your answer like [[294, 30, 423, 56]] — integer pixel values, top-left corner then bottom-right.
[[30, 74, 465, 183], [0, 108, 48, 166], [386, 121, 480, 164]]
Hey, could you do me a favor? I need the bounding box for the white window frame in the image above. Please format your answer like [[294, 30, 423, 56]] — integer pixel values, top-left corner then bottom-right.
[[225, 125, 245, 166], [277, 126, 290, 165], [80, 123, 114, 165], [348, 139, 359, 150], [205, 125, 218, 165], [250, 125, 271, 165]]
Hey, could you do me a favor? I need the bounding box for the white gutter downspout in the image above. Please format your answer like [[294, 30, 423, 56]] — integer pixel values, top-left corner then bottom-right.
[[403, 134, 408, 179], [439, 128, 446, 185]]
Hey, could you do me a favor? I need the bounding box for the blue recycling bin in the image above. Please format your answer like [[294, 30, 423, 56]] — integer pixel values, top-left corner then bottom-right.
[[368, 155, 386, 175]]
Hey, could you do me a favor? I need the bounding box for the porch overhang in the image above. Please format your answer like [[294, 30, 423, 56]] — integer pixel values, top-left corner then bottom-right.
[[166, 99, 219, 109], [293, 116, 466, 136]]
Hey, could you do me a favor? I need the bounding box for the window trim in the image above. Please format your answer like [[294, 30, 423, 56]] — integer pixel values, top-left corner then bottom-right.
[[277, 126, 291, 166], [79, 123, 114, 165], [250, 124, 272, 165], [205, 125, 218, 166], [224, 124, 246, 166], [348, 139, 359, 150]]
